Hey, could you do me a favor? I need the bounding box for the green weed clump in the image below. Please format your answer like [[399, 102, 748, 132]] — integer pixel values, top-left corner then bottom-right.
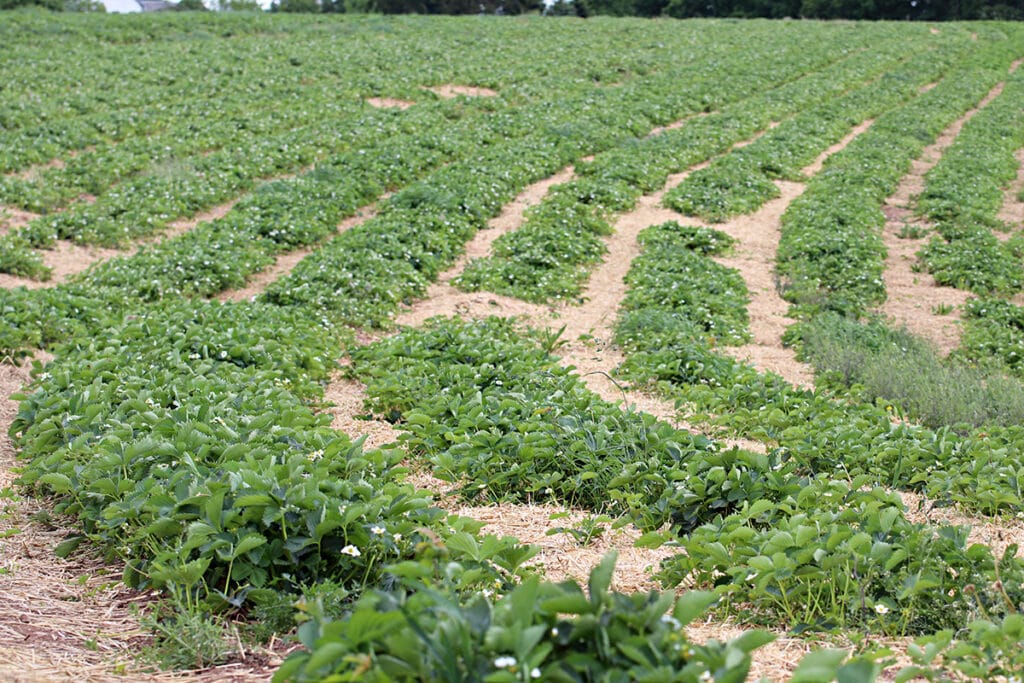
[[793, 313, 1024, 429]]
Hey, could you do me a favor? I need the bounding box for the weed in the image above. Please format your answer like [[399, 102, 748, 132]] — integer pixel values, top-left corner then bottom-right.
[[137, 601, 234, 671], [898, 223, 930, 239]]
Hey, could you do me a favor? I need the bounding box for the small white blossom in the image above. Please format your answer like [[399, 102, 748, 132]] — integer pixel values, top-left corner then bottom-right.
[[874, 603, 889, 615], [531, 668, 542, 679], [550, 627, 559, 637], [660, 614, 682, 630], [370, 525, 385, 535], [699, 671, 713, 683], [341, 545, 361, 557], [393, 533, 402, 542], [493, 656, 517, 669]]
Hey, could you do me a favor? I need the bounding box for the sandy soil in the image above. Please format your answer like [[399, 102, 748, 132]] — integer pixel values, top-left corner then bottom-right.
[[5, 158, 67, 182], [996, 147, 1024, 233], [646, 112, 708, 138], [218, 198, 385, 303], [4, 99, 1020, 682], [711, 121, 876, 389], [4, 147, 102, 183], [0, 207, 42, 236], [423, 84, 498, 99], [162, 196, 244, 243], [365, 97, 415, 110], [899, 491, 1024, 561], [878, 78, 1009, 356], [0, 242, 122, 291]]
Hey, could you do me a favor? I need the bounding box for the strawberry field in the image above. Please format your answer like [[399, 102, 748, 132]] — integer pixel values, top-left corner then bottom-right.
[[2, 11, 1024, 682]]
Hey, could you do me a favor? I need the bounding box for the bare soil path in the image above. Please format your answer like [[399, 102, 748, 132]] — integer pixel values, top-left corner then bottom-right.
[[218, 198, 386, 303], [0, 206, 41, 236], [996, 147, 1024, 233], [423, 84, 497, 99], [365, 97, 414, 110], [701, 121, 876, 390], [879, 78, 1010, 356], [0, 361, 282, 682], [0, 171, 308, 292]]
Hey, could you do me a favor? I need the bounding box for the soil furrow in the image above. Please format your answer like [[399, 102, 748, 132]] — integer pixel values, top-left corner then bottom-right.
[[878, 78, 1010, 355], [899, 491, 1024, 560], [0, 206, 42, 236], [366, 97, 414, 110], [996, 147, 1024, 233], [217, 198, 386, 303], [0, 361, 286, 681], [707, 121, 877, 389], [0, 171, 312, 293], [709, 180, 815, 390], [423, 84, 497, 99], [0, 242, 122, 291]]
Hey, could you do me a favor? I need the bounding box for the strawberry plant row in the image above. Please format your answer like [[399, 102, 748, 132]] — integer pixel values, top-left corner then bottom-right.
[[776, 28, 1024, 316], [613, 213, 1024, 516], [658, 476, 1024, 636], [919, 66, 1024, 297], [618, 221, 750, 348], [661, 35, 965, 222], [957, 298, 1024, 378], [622, 330, 1024, 517], [350, 316, 735, 530], [454, 28, 945, 304], [277, 553, 787, 683], [259, 37, 838, 326], [10, 300, 531, 609]]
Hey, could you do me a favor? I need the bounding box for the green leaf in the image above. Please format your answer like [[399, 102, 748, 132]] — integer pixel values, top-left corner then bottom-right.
[[301, 641, 348, 674], [730, 629, 776, 654], [232, 533, 267, 559], [54, 535, 85, 558], [837, 659, 879, 683], [672, 591, 716, 627], [444, 531, 480, 560], [588, 552, 616, 605], [540, 593, 592, 615], [791, 649, 849, 683], [38, 472, 72, 494], [634, 530, 669, 549]]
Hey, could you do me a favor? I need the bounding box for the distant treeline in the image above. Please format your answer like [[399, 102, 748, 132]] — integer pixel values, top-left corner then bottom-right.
[[3, 0, 1022, 22], [652, 0, 1023, 19], [260, 0, 1024, 20], [241, 0, 1024, 17]]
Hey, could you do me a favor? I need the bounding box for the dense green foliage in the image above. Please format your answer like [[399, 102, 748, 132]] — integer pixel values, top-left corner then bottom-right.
[[3, 15, 1024, 681]]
